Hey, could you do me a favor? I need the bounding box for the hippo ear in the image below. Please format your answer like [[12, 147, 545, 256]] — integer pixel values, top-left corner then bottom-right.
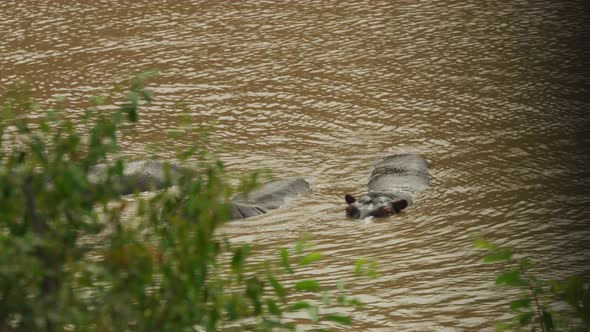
[[344, 194, 356, 204], [392, 199, 408, 213]]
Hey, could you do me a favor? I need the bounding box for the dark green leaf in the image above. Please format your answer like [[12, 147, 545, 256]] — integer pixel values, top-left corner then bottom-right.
[[541, 309, 554, 331], [269, 275, 287, 299], [496, 269, 529, 287], [295, 280, 320, 292], [246, 277, 264, 315], [266, 299, 281, 316], [553, 276, 590, 326], [484, 248, 512, 263], [124, 92, 138, 123], [324, 314, 352, 325], [516, 311, 534, 325], [289, 301, 312, 311], [231, 245, 250, 279], [280, 248, 293, 274], [510, 298, 531, 311]]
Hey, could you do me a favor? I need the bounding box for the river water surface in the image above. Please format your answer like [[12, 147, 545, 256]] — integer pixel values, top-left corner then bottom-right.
[[1, 1, 589, 330]]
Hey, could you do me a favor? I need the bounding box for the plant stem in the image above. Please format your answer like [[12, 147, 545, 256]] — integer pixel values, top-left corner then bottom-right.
[[23, 175, 56, 332], [521, 266, 545, 332]]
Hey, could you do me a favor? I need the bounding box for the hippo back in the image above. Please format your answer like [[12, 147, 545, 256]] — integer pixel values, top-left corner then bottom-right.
[[231, 202, 267, 219], [89, 160, 188, 195], [88, 161, 311, 220], [232, 178, 310, 211], [368, 154, 430, 198]]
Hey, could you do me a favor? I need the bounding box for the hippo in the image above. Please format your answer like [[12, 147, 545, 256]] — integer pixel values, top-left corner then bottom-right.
[[344, 154, 430, 219], [88, 160, 189, 195], [88, 160, 310, 220], [231, 177, 311, 219]]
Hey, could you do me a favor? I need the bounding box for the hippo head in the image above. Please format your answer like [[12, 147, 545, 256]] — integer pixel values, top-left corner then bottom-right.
[[344, 192, 408, 219]]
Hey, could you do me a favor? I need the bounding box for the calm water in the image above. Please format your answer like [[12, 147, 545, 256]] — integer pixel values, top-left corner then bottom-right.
[[1, 1, 589, 330]]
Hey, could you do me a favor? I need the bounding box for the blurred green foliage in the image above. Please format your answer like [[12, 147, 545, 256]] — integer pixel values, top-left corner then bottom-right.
[[0, 74, 371, 331], [475, 238, 590, 332]]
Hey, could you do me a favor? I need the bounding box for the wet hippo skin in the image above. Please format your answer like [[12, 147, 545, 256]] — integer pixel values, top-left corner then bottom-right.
[[345, 154, 430, 219], [89, 160, 310, 220]]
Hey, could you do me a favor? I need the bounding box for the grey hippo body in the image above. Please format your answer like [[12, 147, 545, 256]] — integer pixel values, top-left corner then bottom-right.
[[345, 154, 430, 219], [89, 160, 310, 220]]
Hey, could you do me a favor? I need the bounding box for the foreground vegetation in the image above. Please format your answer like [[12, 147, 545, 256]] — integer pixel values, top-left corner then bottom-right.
[[476, 238, 590, 332], [0, 75, 369, 331]]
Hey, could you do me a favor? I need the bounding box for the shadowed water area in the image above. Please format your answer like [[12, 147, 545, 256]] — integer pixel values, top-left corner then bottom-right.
[[1, 1, 590, 330]]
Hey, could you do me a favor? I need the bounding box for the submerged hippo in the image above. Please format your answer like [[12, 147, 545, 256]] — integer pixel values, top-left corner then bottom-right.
[[345, 154, 430, 219], [89, 160, 310, 220]]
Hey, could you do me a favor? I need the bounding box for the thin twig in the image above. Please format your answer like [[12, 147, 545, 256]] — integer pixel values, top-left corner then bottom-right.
[[521, 266, 545, 332]]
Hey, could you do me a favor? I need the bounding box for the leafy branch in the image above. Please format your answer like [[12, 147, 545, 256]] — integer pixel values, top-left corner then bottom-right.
[[475, 238, 590, 332]]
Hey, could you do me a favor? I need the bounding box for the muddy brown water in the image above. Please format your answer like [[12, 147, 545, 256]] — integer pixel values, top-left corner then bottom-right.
[[1, 1, 590, 330]]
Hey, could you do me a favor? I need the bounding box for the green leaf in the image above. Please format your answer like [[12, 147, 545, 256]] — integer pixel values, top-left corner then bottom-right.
[[354, 258, 366, 275], [266, 299, 281, 316], [354, 258, 380, 277], [346, 297, 364, 308], [262, 319, 293, 330], [484, 248, 512, 263], [295, 279, 320, 292], [246, 277, 264, 315], [494, 322, 511, 332], [231, 244, 250, 279], [124, 91, 138, 122], [367, 260, 380, 278], [518, 258, 534, 270], [299, 252, 323, 266], [289, 301, 312, 311], [140, 89, 153, 104], [295, 239, 305, 255], [40, 121, 50, 133], [553, 276, 590, 326], [324, 314, 352, 325], [474, 237, 498, 250], [541, 309, 554, 331], [496, 269, 529, 287], [280, 248, 293, 274], [510, 298, 531, 311], [114, 160, 124, 176], [269, 275, 287, 300], [516, 311, 534, 325]]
